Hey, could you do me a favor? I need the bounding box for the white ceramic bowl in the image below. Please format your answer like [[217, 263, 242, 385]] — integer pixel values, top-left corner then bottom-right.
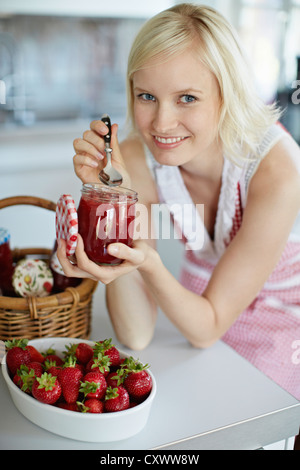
[[1, 337, 156, 442]]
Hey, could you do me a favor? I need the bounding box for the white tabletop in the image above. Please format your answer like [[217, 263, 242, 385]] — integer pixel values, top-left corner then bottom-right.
[[0, 286, 299, 450]]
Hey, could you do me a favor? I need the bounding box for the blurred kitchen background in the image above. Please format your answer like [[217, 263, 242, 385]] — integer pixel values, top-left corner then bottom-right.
[[0, 0, 300, 270]]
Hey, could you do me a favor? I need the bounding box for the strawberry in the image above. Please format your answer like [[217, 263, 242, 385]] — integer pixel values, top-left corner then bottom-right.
[[27, 345, 44, 363], [43, 359, 62, 378], [106, 369, 125, 388], [94, 339, 120, 368], [32, 372, 62, 404], [86, 352, 110, 377], [59, 356, 83, 403], [29, 361, 44, 375], [74, 362, 85, 375], [76, 343, 94, 364], [13, 362, 43, 393], [78, 398, 104, 414], [104, 386, 130, 412], [64, 342, 93, 365], [56, 402, 79, 412], [5, 339, 31, 375], [42, 349, 63, 367], [80, 370, 107, 400], [123, 357, 152, 401], [129, 401, 138, 408]]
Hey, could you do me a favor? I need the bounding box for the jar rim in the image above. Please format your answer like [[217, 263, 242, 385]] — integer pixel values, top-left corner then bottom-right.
[[81, 183, 138, 201]]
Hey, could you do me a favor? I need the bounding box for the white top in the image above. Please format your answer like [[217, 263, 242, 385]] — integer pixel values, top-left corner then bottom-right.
[[144, 124, 299, 263]]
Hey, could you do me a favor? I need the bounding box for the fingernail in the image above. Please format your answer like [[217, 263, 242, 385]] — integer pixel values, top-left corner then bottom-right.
[[108, 245, 119, 255], [99, 123, 108, 133], [96, 152, 104, 160]]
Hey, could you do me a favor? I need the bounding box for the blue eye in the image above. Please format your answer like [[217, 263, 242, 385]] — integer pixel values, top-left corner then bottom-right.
[[138, 93, 156, 102], [180, 95, 196, 103]]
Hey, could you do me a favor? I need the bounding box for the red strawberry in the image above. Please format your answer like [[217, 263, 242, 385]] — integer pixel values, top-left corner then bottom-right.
[[86, 352, 110, 377], [27, 361, 44, 377], [59, 356, 83, 403], [44, 359, 62, 378], [106, 369, 125, 388], [27, 345, 44, 363], [104, 386, 130, 412], [64, 342, 93, 365], [5, 339, 31, 375], [94, 339, 120, 368], [123, 357, 152, 401], [56, 402, 79, 412], [42, 353, 63, 367], [13, 362, 43, 393], [80, 371, 107, 400], [129, 401, 138, 408], [75, 343, 93, 364], [32, 372, 61, 404], [78, 398, 104, 414], [74, 362, 85, 375]]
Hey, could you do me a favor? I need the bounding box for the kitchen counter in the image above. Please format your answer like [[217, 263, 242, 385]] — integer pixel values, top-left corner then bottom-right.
[[0, 288, 299, 450]]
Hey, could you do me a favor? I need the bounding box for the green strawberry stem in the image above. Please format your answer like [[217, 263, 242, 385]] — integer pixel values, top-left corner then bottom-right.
[[93, 338, 114, 356], [36, 372, 57, 391], [91, 352, 111, 373], [105, 386, 119, 400], [5, 338, 28, 350], [122, 356, 150, 373], [110, 368, 126, 385], [64, 343, 78, 358], [42, 347, 56, 357], [16, 364, 36, 392], [79, 381, 100, 397], [62, 355, 77, 368]]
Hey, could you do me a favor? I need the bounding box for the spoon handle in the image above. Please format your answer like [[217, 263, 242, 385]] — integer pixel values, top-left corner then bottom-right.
[[101, 114, 112, 147]]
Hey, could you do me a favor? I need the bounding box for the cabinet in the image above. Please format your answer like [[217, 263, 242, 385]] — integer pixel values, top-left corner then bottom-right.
[[0, 0, 173, 18]]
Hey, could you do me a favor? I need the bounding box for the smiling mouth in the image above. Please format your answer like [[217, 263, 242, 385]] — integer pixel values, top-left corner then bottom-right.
[[154, 136, 187, 144]]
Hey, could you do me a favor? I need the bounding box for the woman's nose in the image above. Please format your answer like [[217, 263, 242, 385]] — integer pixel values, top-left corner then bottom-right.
[[152, 104, 178, 135]]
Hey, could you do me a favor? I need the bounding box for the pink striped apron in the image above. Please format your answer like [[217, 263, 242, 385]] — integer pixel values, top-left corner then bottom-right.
[[146, 124, 300, 400]]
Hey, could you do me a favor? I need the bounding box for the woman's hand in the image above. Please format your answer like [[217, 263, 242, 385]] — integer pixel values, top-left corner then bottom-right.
[[57, 235, 155, 285], [73, 120, 131, 188]]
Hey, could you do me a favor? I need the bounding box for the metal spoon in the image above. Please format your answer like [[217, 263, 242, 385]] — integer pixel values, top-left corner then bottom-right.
[[98, 114, 123, 187]]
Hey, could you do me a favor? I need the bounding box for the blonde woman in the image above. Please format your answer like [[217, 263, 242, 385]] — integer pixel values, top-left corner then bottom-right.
[[58, 3, 300, 404]]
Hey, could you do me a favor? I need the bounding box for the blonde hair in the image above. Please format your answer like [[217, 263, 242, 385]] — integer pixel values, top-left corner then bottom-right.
[[126, 3, 281, 165]]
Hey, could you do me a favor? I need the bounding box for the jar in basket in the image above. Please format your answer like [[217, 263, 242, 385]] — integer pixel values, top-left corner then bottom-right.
[[0, 228, 15, 296]]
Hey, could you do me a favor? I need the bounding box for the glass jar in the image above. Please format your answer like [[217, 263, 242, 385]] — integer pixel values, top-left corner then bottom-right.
[[50, 241, 81, 293], [0, 228, 15, 296], [77, 184, 138, 266]]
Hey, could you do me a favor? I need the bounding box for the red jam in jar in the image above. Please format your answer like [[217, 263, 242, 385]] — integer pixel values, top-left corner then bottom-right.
[[50, 241, 81, 293], [0, 228, 15, 296], [77, 184, 138, 266]]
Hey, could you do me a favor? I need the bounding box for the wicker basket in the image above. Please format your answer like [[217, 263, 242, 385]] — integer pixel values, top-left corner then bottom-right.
[[0, 196, 98, 341]]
